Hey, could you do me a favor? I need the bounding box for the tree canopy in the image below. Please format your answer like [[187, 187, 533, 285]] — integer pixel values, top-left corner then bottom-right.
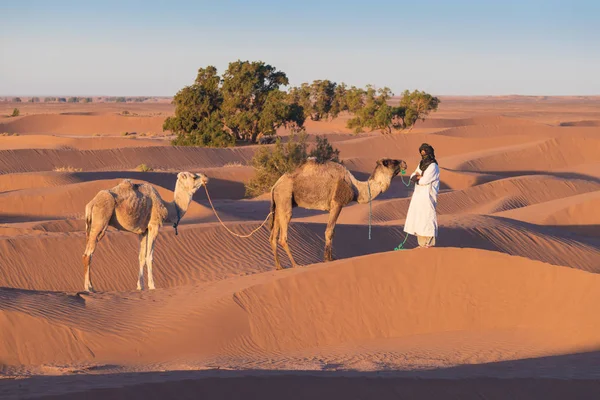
[[399, 90, 441, 129], [289, 80, 339, 121], [165, 59, 440, 147], [165, 61, 304, 147]]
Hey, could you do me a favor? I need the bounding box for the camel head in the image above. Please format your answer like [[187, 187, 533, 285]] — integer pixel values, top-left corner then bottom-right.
[[176, 171, 209, 194], [371, 158, 407, 192]]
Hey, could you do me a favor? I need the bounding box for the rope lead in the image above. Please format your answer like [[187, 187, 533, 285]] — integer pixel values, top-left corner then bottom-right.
[[203, 185, 273, 238]]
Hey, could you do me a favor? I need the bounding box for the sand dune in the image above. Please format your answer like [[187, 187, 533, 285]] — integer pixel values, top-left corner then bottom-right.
[[497, 189, 600, 228], [0, 134, 167, 150], [0, 168, 253, 200], [456, 136, 600, 173], [3, 249, 600, 398], [0, 114, 166, 136], [3, 97, 600, 397], [0, 146, 256, 174]]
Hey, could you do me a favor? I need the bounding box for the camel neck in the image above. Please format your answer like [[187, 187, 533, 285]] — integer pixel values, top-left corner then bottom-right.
[[356, 178, 383, 204], [168, 185, 193, 224]]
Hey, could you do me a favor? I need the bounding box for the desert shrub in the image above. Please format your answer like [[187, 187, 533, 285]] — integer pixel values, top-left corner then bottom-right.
[[137, 164, 154, 172], [11, 108, 20, 117], [224, 161, 244, 167], [310, 135, 340, 163], [245, 133, 308, 197], [54, 166, 82, 172], [121, 110, 130, 115], [245, 134, 341, 197]]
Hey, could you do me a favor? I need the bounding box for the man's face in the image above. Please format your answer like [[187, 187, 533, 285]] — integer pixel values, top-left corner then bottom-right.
[[421, 150, 427, 157]]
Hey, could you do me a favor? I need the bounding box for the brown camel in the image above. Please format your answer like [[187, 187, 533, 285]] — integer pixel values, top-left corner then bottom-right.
[[82, 172, 208, 292], [269, 158, 407, 270]]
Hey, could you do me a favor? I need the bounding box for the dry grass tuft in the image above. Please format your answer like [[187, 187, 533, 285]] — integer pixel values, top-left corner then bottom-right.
[[54, 166, 83, 172], [137, 164, 154, 172]]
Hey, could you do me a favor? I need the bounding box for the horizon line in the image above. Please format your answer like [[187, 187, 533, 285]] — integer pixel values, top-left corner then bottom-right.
[[2, 94, 600, 99]]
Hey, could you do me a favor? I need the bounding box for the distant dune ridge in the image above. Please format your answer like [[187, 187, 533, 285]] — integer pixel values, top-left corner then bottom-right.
[[2, 97, 600, 399]]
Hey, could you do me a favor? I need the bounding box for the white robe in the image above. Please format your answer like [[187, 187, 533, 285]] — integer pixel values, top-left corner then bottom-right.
[[404, 163, 440, 238]]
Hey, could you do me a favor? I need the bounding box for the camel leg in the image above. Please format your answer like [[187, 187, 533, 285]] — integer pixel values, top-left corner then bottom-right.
[[278, 209, 298, 269], [324, 203, 343, 262], [145, 225, 159, 290], [270, 215, 283, 270], [82, 223, 109, 293], [82, 234, 99, 293], [137, 233, 148, 290]]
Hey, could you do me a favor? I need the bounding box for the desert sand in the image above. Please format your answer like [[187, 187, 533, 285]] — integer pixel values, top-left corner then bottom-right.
[[2, 96, 600, 399]]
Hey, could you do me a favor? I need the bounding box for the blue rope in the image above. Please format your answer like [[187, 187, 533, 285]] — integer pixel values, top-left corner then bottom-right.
[[400, 169, 412, 187], [394, 232, 410, 251], [368, 182, 372, 240], [395, 169, 412, 250], [367, 170, 412, 243]]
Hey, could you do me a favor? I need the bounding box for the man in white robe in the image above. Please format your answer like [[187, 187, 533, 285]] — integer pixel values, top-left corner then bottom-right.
[[404, 143, 440, 247]]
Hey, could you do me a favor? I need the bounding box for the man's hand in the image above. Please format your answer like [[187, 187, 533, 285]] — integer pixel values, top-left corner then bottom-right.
[[411, 174, 421, 183]]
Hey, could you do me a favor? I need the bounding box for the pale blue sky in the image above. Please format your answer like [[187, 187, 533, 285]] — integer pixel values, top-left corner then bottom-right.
[[1, 0, 599, 96]]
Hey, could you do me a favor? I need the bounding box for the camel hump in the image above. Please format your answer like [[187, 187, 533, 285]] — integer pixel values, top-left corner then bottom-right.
[[119, 179, 140, 191]]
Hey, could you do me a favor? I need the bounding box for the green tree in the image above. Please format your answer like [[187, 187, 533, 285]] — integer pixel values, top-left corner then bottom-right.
[[330, 82, 349, 117], [165, 66, 233, 148], [29, 97, 40, 103], [289, 80, 338, 121], [347, 86, 402, 133], [13, 97, 22, 103], [82, 97, 93, 103], [399, 90, 441, 129], [345, 87, 439, 134], [166, 61, 304, 147], [221, 60, 303, 143], [44, 97, 57, 102], [115, 97, 127, 103], [68, 97, 79, 103]]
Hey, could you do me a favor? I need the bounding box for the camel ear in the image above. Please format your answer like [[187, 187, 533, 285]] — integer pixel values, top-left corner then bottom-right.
[[177, 172, 190, 180]]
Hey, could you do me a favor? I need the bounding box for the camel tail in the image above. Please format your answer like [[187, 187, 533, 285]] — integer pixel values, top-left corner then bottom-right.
[[269, 186, 276, 230], [85, 203, 93, 240]]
